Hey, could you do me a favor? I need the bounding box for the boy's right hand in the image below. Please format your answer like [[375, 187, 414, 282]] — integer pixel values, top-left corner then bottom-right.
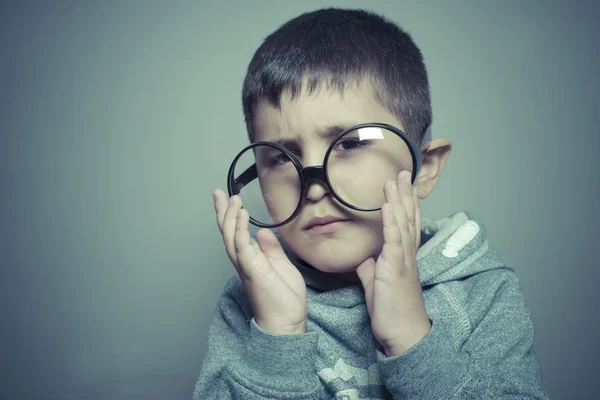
[[213, 189, 308, 335]]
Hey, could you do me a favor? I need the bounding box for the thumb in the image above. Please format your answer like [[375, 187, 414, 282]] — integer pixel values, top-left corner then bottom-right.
[[255, 229, 288, 260], [355, 257, 376, 287]]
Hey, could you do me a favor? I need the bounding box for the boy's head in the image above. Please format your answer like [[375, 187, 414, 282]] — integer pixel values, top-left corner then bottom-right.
[[240, 8, 451, 282]]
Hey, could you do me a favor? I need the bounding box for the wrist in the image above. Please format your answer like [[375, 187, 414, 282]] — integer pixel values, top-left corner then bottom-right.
[[383, 319, 432, 357], [256, 319, 307, 335]]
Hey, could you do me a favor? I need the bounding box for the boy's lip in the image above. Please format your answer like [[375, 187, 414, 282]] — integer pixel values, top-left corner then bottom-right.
[[304, 215, 349, 231]]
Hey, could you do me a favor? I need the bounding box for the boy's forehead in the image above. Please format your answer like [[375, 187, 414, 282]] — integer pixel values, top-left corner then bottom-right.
[[253, 82, 404, 142]]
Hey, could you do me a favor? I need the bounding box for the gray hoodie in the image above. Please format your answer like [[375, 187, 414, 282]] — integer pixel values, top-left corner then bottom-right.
[[193, 211, 549, 399]]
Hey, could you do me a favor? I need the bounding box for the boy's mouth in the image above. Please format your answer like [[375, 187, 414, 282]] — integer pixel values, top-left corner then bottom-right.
[[304, 216, 350, 233]]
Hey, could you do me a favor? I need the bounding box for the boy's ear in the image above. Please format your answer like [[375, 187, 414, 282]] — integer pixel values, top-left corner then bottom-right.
[[414, 138, 452, 199]]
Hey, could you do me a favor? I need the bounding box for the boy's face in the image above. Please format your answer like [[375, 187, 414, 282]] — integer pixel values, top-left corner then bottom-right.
[[252, 80, 417, 283]]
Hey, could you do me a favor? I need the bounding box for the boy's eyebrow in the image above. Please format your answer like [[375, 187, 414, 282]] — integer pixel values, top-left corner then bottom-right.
[[268, 124, 355, 147]]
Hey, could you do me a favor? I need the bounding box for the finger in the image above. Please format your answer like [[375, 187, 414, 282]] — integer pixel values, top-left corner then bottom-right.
[[233, 208, 257, 279], [213, 189, 229, 234], [387, 173, 412, 265], [397, 170, 416, 240], [222, 195, 243, 266], [385, 178, 407, 229], [395, 170, 416, 264], [255, 228, 288, 261], [386, 175, 409, 231], [384, 178, 401, 206], [355, 257, 376, 315], [380, 203, 405, 276], [413, 184, 422, 251]]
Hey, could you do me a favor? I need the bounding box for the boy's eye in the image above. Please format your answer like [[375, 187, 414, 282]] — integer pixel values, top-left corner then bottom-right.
[[263, 148, 300, 166], [333, 138, 368, 151], [269, 153, 292, 165]]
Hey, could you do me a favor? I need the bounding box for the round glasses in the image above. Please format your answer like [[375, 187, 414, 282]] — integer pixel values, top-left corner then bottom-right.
[[227, 122, 431, 228]]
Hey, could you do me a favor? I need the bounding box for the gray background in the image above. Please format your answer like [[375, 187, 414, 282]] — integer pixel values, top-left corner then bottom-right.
[[2, 0, 598, 399]]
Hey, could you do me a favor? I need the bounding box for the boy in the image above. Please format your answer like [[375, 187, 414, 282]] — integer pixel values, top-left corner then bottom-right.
[[194, 8, 548, 399]]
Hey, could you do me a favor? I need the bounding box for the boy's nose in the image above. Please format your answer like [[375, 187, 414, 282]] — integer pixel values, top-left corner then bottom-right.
[[305, 179, 331, 202], [300, 165, 331, 203]]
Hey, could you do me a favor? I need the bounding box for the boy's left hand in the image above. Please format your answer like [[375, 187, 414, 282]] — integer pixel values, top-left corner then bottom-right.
[[356, 170, 431, 357]]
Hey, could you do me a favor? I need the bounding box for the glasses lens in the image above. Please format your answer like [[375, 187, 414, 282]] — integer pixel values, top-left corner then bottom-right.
[[231, 144, 302, 226], [326, 126, 414, 209]]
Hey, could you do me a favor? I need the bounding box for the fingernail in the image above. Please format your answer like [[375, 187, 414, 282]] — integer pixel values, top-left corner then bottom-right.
[[391, 180, 397, 191], [229, 196, 234, 205], [404, 171, 411, 183], [413, 185, 418, 195], [212, 192, 217, 201]]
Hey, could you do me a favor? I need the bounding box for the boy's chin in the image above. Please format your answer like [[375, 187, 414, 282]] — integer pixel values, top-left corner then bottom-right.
[[299, 250, 373, 275]]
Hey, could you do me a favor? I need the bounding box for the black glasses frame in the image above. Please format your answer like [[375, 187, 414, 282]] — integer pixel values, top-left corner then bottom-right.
[[227, 122, 432, 228]]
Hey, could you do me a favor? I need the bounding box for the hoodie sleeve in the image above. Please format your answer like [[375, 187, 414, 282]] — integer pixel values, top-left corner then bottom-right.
[[192, 277, 324, 400], [375, 269, 549, 399]]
